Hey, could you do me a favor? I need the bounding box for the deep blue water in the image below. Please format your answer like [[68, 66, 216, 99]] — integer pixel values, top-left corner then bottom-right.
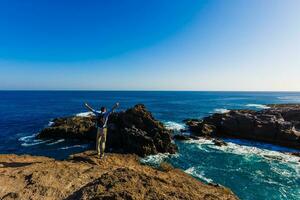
[[0, 91, 300, 200]]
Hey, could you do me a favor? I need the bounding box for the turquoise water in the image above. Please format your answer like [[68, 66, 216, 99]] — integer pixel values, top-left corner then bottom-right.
[[0, 91, 299, 199], [142, 138, 300, 200]]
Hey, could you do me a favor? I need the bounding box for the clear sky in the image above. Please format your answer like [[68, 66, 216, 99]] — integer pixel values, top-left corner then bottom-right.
[[0, 0, 299, 91]]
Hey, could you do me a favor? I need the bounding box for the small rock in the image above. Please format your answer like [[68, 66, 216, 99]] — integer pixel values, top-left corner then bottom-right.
[[212, 139, 227, 146], [173, 134, 190, 141]]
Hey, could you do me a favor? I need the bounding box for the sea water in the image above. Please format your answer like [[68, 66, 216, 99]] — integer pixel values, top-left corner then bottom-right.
[[0, 91, 299, 200]]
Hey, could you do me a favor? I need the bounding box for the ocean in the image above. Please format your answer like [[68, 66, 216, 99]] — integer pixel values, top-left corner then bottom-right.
[[0, 91, 299, 200]]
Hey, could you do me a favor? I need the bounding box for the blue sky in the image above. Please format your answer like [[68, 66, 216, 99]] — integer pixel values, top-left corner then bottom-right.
[[0, 0, 299, 90]]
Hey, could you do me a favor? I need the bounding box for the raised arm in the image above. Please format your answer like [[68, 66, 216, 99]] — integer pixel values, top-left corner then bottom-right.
[[107, 102, 119, 115], [84, 102, 95, 112], [112, 102, 119, 111]]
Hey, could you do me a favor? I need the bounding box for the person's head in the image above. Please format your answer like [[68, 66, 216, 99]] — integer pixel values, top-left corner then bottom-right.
[[100, 106, 106, 112]]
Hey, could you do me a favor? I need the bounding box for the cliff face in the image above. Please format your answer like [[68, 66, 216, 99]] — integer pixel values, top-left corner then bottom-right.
[[185, 104, 300, 149], [37, 104, 177, 157], [0, 151, 238, 200]]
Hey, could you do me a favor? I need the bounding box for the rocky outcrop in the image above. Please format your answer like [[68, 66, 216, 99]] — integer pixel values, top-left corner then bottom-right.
[[185, 104, 300, 149], [172, 134, 200, 141], [0, 151, 238, 200], [173, 134, 191, 141], [212, 139, 228, 147], [37, 104, 177, 157]]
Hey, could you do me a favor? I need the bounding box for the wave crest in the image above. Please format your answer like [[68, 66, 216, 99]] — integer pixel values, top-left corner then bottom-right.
[[184, 167, 213, 183], [245, 104, 270, 109], [76, 112, 94, 117], [59, 144, 88, 150], [212, 108, 230, 114], [164, 121, 185, 131]]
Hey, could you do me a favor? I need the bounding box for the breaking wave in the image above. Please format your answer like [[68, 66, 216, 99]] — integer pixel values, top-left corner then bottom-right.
[[48, 121, 54, 126], [164, 121, 185, 131], [76, 111, 94, 117], [245, 104, 270, 109], [140, 153, 178, 166], [21, 139, 52, 147], [46, 139, 65, 146], [59, 144, 89, 150], [18, 134, 36, 142], [277, 96, 300, 102], [212, 108, 230, 114], [19, 134, 51, 147], [214, 140, 300, 165], [185, 138, 300, 165], [184, 167, 213, 183]]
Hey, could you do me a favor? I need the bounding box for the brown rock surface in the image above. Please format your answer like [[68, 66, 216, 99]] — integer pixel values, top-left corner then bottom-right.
[[0, 151, 238, 200]]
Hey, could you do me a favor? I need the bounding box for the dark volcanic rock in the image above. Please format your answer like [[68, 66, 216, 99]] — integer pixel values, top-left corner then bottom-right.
[[173, 134, 201, 141], [212, 139, 227, 147], [287, 152, 300, 157], [185, 104, 300, 149], [173, 134, 191, 141], [37, 104, 177, 157], [184, 119, 216, 136]]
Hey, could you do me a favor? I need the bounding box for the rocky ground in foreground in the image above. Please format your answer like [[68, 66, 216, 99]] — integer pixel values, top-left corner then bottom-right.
[[0, 151, 238, 200], [184, 104, 300, 149], [37, 104, 177, 157]]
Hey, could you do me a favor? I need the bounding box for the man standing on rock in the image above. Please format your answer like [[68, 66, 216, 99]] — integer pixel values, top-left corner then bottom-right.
[[84, 102, 119, 158]]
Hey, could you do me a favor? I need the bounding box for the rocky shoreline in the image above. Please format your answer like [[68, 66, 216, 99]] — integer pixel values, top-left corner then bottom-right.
[[3, 104, 300, 199], [37, 104, 177, 157], [37, 103, 300, 152], [0, 151, 238, 200], [183, 104, 300, 149], [0, 104, 241, 199]]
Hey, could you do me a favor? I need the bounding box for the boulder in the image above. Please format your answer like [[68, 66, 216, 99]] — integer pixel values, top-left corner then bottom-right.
[[287, 152, 300, 157], [212, 139, 227, 147], [183, 119, 216, 137], [37, 104, 177, 157], [173, 134, 191, 141], [185, 104, 300, 149]]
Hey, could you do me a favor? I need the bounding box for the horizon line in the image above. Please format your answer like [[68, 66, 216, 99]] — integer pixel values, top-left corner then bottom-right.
[[0, 89, 300, 93]]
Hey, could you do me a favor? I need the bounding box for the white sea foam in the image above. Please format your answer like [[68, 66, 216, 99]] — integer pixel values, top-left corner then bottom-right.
[[18, 134, 36, 142], [185, 138, 214, 145], [212, 108, 230, 114], [48, 121, 54, 126], [270, 166, 295, 179], [183, 138, 300, 165], [21, 139, 52, 147], [210, 140, 300, 164], [277, 96, 300, 102], [184, 138, 214, 152], [223, 139, 297, 152], [181, 138, 300, 183], [140, 153, 178, 165], [245, 104, 270, 109], [76, 111, 94, 117], [59, 144, 88, 150], [184, 167, 213, 183], [164, 121, 185, 131], [46, 139, 65, 146], [19, 133, 53, 147]]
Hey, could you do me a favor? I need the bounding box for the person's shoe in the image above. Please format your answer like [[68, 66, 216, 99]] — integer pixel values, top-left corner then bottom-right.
[[100, 154, 105, 159]]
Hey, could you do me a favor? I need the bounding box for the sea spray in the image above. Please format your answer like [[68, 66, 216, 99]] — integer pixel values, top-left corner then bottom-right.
[[245, 104, 270, 109], [212, 108, 230, 114], [164, 121, 185, 131]]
